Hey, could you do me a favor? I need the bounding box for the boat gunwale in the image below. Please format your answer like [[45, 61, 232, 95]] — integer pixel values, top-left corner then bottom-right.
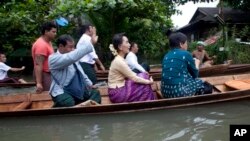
[[1, 88, 250, 117]]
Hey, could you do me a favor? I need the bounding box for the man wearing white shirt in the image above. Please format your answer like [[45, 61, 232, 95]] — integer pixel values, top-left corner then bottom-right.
[[125, 42, 149, 73], [76, 24, 105, 84]]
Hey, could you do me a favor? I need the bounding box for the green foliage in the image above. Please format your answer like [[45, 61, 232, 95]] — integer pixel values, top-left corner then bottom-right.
[[227, 40, 250, 64], [171, 0, 215, 5], [238, 26, 250, 41], [50, 0, 174, 57], [223, 0, 250, 11], [189, 39, 250, 65], [0, 0, 217, 66], [0, 0, 54, 55]]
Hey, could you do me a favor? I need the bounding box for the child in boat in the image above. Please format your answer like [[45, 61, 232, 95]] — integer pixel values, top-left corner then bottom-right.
[[0, 52, 27, 83], [192, 41, 216, 68], [161, 32, 210, 98], [108, 33, 156, 103]]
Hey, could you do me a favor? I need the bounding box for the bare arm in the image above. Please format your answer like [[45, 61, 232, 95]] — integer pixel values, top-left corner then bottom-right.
[[91, 27, 98, 45], [94, 58, 105, 71], [204, 51, 213, 61], [192, 50, 198, 58], [34, 55, 45, 93], [9, 66, 25, 72], [94, 64, 99, 72]]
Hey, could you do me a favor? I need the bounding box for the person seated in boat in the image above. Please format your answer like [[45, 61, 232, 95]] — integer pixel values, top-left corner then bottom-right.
[[192, 41, 216, 68], [108, 33, 156, 103], [49, 34, 101, 107], [161, 32, 211, 98], [125, 42, 150, 74], [0, 52, 27, 84]]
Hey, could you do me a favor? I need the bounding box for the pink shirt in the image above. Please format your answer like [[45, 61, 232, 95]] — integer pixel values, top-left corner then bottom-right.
[[32, 37, 54, 72]]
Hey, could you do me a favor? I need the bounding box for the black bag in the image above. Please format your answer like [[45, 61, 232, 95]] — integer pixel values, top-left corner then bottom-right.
[[203, 81, 213, 94]]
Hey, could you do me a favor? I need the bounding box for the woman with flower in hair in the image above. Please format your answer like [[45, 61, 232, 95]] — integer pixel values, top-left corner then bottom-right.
[[108, 33, 156, 103]]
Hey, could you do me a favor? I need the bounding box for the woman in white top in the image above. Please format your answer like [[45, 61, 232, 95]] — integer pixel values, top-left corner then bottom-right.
[[108, 33, 156, 103]]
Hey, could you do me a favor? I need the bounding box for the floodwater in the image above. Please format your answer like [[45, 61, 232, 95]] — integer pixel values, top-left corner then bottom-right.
[[0, 100, 250, 141]]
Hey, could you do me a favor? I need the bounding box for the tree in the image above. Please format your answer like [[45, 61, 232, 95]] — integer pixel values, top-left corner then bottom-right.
[[0, 0, 54, 54], [0, 0, 217, 63], [222, 0, 250, 11], [171, 0, 215, 5]]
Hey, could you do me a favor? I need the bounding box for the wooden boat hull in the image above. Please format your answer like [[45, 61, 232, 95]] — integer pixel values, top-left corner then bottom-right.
[[2, 72, 250, 117], [96, 64, 250, 81], [1, 89, 250, 117], [0, 82, 36, 88]]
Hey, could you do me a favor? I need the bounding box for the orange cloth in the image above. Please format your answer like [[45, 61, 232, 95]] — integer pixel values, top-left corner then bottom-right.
[[32, 37, 54, 72]]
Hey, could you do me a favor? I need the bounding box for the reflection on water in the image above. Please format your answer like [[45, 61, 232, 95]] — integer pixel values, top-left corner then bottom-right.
[[0, 100, 250, 141]]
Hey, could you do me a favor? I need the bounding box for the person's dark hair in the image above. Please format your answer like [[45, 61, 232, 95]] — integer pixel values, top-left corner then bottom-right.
[[41, 21, 57, 35], [168, 32, 187, 49], [78, 23, 93, 35], [165, 29, 173, 37], [112, 33, 126, 51], [56, 34, 74, 47], [0, 52, 4, 56], [129, 42, 136, 51]]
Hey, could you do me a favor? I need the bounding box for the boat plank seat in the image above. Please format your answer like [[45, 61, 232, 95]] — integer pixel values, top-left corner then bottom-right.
[[202, 75, 234, 85], [97, 77, 108, 81], [101, 96, 112, 105], [155, 91, 163, 99], [213, 84, 233, 93], [11, 101, 32, 111], [151, 82, 157, 91], [31, 101, 54, 109], [225, 79, 250, 90], [98, 87, 108, 96], [233, 73, 250, 80]]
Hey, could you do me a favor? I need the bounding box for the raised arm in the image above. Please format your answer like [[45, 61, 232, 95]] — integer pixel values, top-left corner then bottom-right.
[[49, 40, 93, 70]]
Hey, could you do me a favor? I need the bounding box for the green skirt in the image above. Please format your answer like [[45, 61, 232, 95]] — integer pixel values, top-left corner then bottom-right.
[[79, 62, 97, 84], [52, 89, 101, 107]]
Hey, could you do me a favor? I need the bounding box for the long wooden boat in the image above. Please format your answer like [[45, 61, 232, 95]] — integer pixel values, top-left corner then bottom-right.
[[0, 82, 36, 88], [1, 72, 250, 117], [97, 64, 250, 81]]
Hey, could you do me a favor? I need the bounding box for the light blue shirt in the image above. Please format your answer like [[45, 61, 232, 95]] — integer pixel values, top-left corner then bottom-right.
[[49, 40, 93, 97]]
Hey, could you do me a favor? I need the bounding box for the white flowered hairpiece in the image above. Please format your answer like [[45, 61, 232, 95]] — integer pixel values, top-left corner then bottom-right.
[[109, 44, 118, 56]]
